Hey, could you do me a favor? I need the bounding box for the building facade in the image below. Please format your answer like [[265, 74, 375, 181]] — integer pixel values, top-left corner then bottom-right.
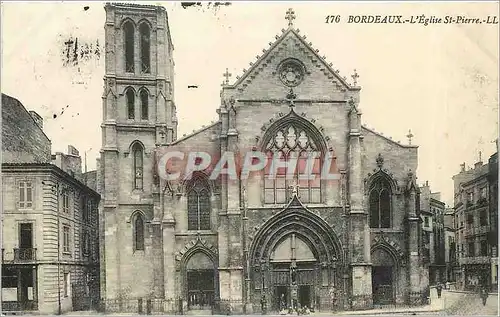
[[443, 207, 457, 283], [488, 151, 498, 291], [419, 182, 446, 285], [452, 157, 496, 291], [99, 4, 429, 313], [1, 94, 100, 314]]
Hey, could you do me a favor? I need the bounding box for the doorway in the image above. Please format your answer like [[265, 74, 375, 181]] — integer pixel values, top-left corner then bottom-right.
[[185, 252, 215, 311], [298, 285, 312, 308], [274, 285, 288, 310], [372, 266, 394, 305]]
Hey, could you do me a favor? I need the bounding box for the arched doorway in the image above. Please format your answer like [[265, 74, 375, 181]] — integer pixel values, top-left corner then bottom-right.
[[270, 234, 318, 311], [249, 208, 343, 313], [371, 248, 396, 305], [186, 252, 215, 311]]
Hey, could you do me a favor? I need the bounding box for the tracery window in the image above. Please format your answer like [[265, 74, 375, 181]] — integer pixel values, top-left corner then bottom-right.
[[123, 21, 135, 73], [139, 22, 151, 73], [133, 143, 144, 190], [187, 176, 211, 231], [369, 177, 392, 228], [264, 124, 321, 204]]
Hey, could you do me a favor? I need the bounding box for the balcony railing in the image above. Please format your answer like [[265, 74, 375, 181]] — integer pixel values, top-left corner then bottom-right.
[[13, 248, 37, 262]]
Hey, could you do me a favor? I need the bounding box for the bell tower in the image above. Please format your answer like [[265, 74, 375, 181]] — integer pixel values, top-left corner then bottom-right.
[[100, 2, 176, 300]]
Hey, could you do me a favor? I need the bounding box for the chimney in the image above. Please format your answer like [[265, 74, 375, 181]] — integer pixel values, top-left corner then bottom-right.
[[29, 111, 43, 130], [425, 180, 429, 186]]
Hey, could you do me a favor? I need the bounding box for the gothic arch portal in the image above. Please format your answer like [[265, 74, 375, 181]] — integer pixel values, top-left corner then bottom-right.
[[175, 238, 219, 310], [249, 206, 344, 311], [370, 243, 402, 305]]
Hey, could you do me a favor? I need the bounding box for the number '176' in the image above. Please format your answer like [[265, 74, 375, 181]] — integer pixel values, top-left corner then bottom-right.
[[325, 15, 341, 23]]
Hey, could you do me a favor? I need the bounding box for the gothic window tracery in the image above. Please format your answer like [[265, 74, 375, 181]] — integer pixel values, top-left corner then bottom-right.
[[123, 21, 135, 73], [187, 176, 211, 231], [132, 143, 144, 190], [264, 124, 321, 204], [139, 22, 151, 73], [140, 89, 149, 120], [369, 177, 392, 228]]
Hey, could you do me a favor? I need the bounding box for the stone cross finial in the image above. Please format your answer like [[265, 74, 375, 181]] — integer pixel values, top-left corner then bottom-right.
[[285, 8, 296, 27], [406, 129, 414, 145], [223, 68, 232, 85], [479, 151, 482, 162], [351, 69, 359, 86]]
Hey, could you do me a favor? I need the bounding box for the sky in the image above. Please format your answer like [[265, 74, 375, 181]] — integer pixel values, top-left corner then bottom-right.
[[1, 1, 499, 205]]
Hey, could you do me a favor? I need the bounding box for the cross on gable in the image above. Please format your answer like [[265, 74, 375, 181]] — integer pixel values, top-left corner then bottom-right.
[[351, 69, 359, 86], [406, 129, 414, 145], [223, 68, 232, 85], [285, 8, 296, 27]]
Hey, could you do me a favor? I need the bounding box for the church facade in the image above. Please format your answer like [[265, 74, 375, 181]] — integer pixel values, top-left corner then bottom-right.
[[99, 3, 429, 313]]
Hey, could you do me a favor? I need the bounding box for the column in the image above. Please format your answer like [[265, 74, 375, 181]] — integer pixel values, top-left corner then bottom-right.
[[348, 100, 372, 310], [407, 186, 424, 304]]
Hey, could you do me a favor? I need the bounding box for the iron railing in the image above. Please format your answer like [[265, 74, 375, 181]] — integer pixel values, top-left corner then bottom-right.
[[13, 248, 37, 261], [2, 300, 38, 311]]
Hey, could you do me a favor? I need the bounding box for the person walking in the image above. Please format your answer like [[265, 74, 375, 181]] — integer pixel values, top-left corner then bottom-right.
[[436, 283, 443, 299], [480, 287, 489, 306]]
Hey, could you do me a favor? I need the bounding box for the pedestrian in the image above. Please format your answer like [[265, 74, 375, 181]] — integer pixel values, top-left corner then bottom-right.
[[480, 287, 489, 306], [436, 283, 443, 299]]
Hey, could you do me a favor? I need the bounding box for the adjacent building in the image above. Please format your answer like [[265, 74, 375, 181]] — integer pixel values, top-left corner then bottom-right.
[[452, 156, 495, 291], [443, 207, 457, 283], [1, 94, 101, 314], [419, 181, 446, 285], [488, 151, 498, 291], [99, 3, 428, 314]]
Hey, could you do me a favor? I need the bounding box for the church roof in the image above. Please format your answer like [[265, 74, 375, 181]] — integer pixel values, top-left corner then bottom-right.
[[170, 121, 220, 146], [361, 125, 417, 149], [223, 9, 357, 92]]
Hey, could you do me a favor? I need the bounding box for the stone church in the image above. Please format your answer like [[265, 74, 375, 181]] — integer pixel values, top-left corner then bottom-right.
[[99, 3, 429, 313]]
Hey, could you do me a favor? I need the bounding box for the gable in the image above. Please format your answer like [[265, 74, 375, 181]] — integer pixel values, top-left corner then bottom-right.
[[224, 28, 356, 99]]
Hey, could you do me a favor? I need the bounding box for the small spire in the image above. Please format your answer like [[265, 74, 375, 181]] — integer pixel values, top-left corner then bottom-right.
[[351, 69, 359, 86], [406, 129, 414, 145], [285, 8, 296, 27], [223, 68, 232, 85]]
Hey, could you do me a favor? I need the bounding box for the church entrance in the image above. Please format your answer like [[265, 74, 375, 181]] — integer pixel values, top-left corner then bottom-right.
[[371, 248, 396, 305], [249, 208, 343, 313], [185, 252, 215, 311], [269, 234, 318, 312]]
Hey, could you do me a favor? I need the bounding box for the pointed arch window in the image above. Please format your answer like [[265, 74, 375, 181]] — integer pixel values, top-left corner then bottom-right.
[[126, 88, 135, 119], [369, 177, 392, 228], [139, 22, 151, 73], [264, 123, 322, 204], [134, 213, 145, 251], [132, 143, 143, 189], [123, 21, 135, 73], [187, 176, 211, 231], [140, 89, 149, 120]]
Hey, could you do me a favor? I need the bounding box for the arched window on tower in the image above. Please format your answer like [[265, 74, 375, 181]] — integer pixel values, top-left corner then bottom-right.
[[126, 88, 135, 119], [134, 213, 145, 251], [132, 143, 144, 190], [139, 22, 150, 73], [123, 21, 135, 73], [264, 124, 322, 204], [369, 177, 392, 228], [140, 89, 148, 120], [187, 175, 211, 231]]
